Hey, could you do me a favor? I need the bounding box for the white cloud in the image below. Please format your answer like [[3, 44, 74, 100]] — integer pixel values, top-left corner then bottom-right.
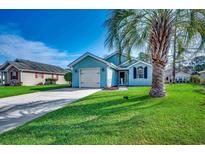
[[0, 34, 75, 68]]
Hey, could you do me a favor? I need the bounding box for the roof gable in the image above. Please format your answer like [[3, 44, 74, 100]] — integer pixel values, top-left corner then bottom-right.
[[68, 52, 118, 69], [104, 52, 129, 66], [104, 52, 127, 60]]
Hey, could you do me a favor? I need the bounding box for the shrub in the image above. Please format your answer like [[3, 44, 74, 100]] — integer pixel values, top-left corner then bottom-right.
[[36, 82, 43, 86], [45, 78, 57, 85], [64, 72, 72, 86], [200, 79, 205, 85], [64, 72, 72, 82], [16, 82, 23, 86], [190, 75, 201, 84]]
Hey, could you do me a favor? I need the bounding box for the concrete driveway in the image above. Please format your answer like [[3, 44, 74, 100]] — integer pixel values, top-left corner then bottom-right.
[[0, 88, 100, 134]]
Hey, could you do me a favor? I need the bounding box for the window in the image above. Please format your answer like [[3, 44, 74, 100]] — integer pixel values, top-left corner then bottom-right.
[[137, 67, 144, 79], [11, 71, 18, 80], [35, 73, 38, 78], [133, 66, 148, 79]]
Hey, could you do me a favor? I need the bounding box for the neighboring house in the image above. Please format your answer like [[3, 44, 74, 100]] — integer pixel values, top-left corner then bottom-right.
[[199, 70, 205, 80], [165, 68, 191, 83], [0, 59, 67, 86], [68, 52, 152, 88], [0, 65, 4, 85]]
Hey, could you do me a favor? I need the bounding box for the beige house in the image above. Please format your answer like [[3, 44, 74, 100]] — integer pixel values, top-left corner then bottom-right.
[[199, 70, 205, 80], [0, 59, 67, 86]]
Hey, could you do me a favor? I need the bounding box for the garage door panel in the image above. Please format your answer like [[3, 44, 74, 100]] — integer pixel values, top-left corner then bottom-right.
[[80, 82, 100, 88], [80, 68, 100, 88], [81, 76, 100, 82]]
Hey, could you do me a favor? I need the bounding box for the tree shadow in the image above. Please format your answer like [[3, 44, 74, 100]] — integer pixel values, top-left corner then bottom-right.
[[0, 98, 75, 134], [193, 88, 205, 95]]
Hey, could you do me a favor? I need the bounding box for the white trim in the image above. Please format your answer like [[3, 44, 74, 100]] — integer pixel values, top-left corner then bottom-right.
[[117, 67, 129, 70], [68, 52, 118, 69], [79, 67, 101, 88], [21, 69, 65, 75], [199, 70, 205, 74], [127, 60, 152, 68], [119, 58, 138, 66], [4, 64, 20, 71]]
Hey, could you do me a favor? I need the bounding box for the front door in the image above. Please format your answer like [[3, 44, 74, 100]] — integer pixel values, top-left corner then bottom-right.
[[119, 71, 127, 85]]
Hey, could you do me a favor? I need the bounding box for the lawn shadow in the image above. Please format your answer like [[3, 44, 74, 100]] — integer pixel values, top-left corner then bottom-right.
[[193, 87, 205, 95]]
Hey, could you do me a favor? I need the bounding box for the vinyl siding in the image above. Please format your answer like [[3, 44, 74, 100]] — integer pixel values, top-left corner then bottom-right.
[[128, 62, 152, 86], [72, 56, 107, 88], [21, 72, 66, 86], [105, 54, 127, 65]]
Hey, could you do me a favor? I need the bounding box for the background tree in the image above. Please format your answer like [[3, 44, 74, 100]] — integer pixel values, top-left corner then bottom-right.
[[171, 10, 205, 83], [64, 72, 72, 85], [188, 55, 205, 72], [138, 52, 151, 63]]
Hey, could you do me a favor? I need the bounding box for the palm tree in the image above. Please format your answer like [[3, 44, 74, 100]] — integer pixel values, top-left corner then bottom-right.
[[105, 9, 205, 97], [171, 10, 205, 83]]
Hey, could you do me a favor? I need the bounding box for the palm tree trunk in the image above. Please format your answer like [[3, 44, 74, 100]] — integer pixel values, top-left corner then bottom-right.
[[149, 61, 166, 97], [172, 27, 177, 83]]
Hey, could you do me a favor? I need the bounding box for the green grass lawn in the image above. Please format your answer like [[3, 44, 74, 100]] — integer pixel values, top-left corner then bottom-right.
[[0, 84, 69, 98], [0, 84, 204, 144]]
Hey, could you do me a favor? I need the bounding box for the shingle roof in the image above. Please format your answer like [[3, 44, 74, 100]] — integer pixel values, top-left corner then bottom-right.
[[0, 59, 66, 74]]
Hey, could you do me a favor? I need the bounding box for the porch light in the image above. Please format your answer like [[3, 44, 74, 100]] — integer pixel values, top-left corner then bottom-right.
[[102, 68, 105, 72], [75, 69, 78, 73]]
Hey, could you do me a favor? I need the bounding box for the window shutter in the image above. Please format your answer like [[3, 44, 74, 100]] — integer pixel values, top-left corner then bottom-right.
[[133, 67, 137, 79], [16, 72, 18, 80], [10, 72, 13, 80], [144, 67, 147, 79]]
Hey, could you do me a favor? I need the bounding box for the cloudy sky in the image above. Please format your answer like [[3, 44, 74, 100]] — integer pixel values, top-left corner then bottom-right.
[[0, 10, 110, 68]]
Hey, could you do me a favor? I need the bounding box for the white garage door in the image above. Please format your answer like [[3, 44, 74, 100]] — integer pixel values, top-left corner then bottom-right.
[[80, 68, 100, 88]]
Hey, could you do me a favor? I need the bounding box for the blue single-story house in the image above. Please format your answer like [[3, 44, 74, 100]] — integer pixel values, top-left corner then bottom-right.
[[68, 52, 152, 88]]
